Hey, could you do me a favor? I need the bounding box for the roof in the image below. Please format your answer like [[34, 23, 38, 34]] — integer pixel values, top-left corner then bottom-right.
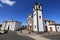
[[35, 2, 42, 6], [3, 20, 21, 23], [49, 24, 60, 26], [35, 2, 40, 5], [27, 13, 33, 17], [33, 2, 42, 8], [43, 18, 55, 22], [27, 14, 33, 20]]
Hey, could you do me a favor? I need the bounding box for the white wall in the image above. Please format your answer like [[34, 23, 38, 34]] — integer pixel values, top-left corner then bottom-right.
[[15, 22, 21, 30], [10, 22, 15, 31], [4, 22, 15, 31], [1, 22, 7, 30], [38, 10, 44, 32], [1, 21, 21, 31], [33, 11, 37, 31], [56, 25, 60, 32]]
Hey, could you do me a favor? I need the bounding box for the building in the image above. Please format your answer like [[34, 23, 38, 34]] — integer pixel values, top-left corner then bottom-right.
[[1, 20, 21, 31], [43, 19, 57, 32], [27, 3, 60, 32]]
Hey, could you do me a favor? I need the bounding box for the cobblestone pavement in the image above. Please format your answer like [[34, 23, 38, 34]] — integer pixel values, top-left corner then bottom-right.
[[0, 31, 35, 40], [40, 32, 60, 40], [17, 30, 50, 40], [0, 30, 50, 40], [0, 30, 60, 40]]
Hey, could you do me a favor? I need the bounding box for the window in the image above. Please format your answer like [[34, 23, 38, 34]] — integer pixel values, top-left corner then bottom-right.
[[39, 16, 41, 19], [49, 21, 50, 23], [35, 25, 36, 28], [45, 21, 46, 24]]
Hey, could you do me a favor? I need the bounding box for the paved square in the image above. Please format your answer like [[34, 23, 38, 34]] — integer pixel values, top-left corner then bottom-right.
[[0, 31, 35, 40], [41, 32, 60, 40], [0, 30, 60, 40]]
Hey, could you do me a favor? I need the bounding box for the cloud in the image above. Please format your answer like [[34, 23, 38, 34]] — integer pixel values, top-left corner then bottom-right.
[[0, 4, 3, 7], [0, 0, 16, 6]]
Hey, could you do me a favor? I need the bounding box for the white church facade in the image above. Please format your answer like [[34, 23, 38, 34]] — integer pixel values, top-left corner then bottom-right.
[[27, 3, 60, 32], [1, 20, 21, 31]]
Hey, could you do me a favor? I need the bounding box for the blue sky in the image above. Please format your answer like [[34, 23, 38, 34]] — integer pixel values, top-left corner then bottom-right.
[[0, 0, 60, 25]]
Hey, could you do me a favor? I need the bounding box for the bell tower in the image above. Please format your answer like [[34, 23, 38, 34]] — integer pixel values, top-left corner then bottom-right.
[[33, 3, 44, 32], [33, 3, 42, 11]]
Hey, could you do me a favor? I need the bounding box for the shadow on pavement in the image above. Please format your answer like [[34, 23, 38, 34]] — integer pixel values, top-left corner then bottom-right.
[[0, 31, 35, 40]]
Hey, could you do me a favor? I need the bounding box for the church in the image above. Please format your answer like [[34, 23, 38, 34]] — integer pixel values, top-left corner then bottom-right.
[[26, 3, 60, 33]]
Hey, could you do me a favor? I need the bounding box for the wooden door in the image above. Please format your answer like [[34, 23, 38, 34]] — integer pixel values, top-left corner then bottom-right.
[[50, 27, 52, 32], [45, 26, 48, 32]]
